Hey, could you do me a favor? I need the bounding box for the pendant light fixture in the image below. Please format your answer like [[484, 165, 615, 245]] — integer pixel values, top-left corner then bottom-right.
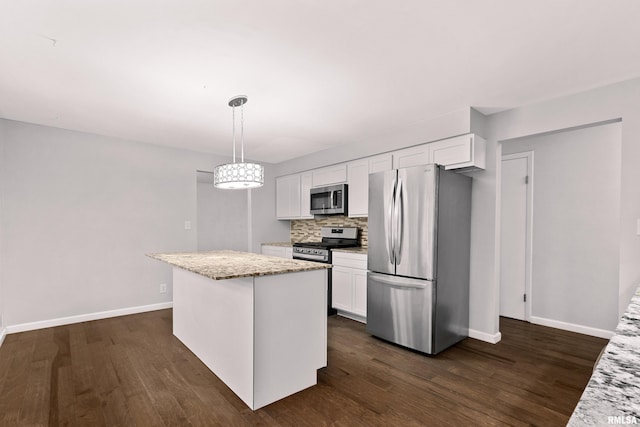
[[213, 95, 264, 189]]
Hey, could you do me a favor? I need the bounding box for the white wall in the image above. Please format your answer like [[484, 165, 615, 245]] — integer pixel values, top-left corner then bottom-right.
[[502, 123, 621, 331], [486, 77, 640, 338], [195, 164, 290, 254], [0, 118, 283, 328], [249, 163, 290, 253], [465, 132, 500, 342], [0, 118, 5, 331], [197, 179, 249, 252]]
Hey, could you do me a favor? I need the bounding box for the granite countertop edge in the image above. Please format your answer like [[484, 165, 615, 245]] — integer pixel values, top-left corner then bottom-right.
[[260, 242, 293, 247], [567, 285, 640, 425], [147, 250, 331, 281]]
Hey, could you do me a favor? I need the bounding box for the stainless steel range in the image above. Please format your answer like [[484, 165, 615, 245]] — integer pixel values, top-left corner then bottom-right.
[[293, 226, 359, 315]]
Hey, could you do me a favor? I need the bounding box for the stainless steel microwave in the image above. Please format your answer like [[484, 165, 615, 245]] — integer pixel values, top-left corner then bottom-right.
[[310, 184, 348, 215]]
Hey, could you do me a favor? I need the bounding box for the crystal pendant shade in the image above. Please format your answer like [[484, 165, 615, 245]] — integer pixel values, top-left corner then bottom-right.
[[213, 95, 264, 190], [213, 162, 264, 189]]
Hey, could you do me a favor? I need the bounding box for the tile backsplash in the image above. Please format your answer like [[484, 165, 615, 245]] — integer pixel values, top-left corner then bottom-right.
[[291, 216, 368, 247]]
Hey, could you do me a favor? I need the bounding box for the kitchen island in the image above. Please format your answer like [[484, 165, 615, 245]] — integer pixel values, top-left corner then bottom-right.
[[147, 250, 331, 410]]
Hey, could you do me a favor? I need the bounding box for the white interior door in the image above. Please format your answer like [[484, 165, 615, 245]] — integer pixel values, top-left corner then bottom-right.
[[500, 152, 533, 321]]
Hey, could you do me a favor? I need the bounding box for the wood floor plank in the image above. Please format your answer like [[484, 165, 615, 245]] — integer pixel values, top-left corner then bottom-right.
[[18, 359, 52, 426], [0, 310, 606, 426]]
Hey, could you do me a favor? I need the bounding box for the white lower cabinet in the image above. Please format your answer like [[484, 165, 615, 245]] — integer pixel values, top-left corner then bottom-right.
[[261, 245, 293, 259], [331, 252, 368, 322]]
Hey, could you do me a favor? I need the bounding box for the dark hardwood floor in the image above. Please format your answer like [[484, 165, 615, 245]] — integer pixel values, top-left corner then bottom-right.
[[0, 310, 606, 426]]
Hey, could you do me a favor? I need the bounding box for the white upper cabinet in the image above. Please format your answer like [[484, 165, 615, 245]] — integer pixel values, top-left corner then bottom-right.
[[276, 134, 485, 221], [392, 144, 431, 169], [347, 160, 369, 217], [430, 134, 486, 170], [276, 174, 301, 219], [368, 153, 393, 174], [347, 154, 392, 218], [391, 134, 486, 171], [312, 164, 347, 187], [299, 172, 313, 219]]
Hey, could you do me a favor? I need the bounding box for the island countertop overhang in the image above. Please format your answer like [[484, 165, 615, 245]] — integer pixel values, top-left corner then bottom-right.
[[147, 250, 331, 280]]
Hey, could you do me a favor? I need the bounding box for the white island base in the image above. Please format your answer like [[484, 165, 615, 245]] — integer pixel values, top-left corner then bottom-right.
[[172, 267, 327, 410]]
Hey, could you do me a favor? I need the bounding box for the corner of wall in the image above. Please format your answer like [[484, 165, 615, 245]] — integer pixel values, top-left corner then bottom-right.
[[0, 118, 5, 340], [470, 108, 489, 139], [0, 326, 6, 348]]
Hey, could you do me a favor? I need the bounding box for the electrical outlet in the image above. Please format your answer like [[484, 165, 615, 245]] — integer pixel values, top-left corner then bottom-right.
[[159, 283, 167, 294], [184, 220, 191, 230]]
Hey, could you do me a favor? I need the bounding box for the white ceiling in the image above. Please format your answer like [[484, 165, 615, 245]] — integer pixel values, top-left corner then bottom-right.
[[1, 1, 640, 164]]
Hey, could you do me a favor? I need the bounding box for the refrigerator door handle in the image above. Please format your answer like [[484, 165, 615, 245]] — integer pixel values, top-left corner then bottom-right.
[[368, 274, 427, 289], [387, 174, 396, 264], [394, 177, 404, 265]]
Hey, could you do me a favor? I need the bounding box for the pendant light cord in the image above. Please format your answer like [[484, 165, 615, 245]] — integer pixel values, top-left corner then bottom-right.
[[232, 104, 236, 163], [240, 101, 244, 162]]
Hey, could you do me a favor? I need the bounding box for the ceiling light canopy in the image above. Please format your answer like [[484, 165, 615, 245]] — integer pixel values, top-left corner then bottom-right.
[[213, 95, 264, 190]]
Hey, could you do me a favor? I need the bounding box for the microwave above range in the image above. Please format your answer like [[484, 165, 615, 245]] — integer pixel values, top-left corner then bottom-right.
[[309, 184, 348, 216]]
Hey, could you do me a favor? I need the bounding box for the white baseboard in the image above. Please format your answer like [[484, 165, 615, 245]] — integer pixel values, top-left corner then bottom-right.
[[529, 316, 614, 339], [0, 327, 6, 348], [469, 328, 502, 344], [5, 302, 173, 335], [335, 311, 366, 324]]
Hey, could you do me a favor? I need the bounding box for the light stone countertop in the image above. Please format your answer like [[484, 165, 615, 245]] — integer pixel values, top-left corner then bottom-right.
[[147, 250, 330, 281], [568, 286, 640, 426], [260, 242, 293, 247]]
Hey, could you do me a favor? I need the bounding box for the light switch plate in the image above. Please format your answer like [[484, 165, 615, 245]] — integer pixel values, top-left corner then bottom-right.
[[637, 218, 640, 235], [184, 220, 191, 230]]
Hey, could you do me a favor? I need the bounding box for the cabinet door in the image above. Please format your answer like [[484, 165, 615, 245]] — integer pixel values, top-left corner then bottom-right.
[[369, 154, 393, 174], [262, 245, 286, 258], [312, 164, 347, 187], [392, 144, 432, 169], [284, 247, 293, 259], [300, 172, 313, 219], [347, 160, 369, 217], [430, 135, 472, 167], [352, 270, 367, 317], [331, 267, 353, 311], [431, 134, 487, 170], [276, 174, 301, 219]]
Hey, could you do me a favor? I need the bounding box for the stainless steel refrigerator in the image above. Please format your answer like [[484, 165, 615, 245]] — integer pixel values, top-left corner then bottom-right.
[[367, 164, 472, 354]]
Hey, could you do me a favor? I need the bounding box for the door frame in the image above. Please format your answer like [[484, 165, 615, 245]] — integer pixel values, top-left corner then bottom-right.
[[500, 151, 534, 321]]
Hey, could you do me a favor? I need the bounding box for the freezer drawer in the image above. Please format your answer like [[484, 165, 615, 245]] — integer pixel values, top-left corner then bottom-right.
[[366, 272, 434, 354]]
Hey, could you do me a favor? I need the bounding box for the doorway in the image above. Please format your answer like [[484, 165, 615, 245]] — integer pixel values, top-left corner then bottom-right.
[[500, 152, 533, 321]]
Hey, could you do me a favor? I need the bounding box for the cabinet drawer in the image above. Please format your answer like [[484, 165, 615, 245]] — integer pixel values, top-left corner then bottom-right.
[[332, 252, 368, 270]]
